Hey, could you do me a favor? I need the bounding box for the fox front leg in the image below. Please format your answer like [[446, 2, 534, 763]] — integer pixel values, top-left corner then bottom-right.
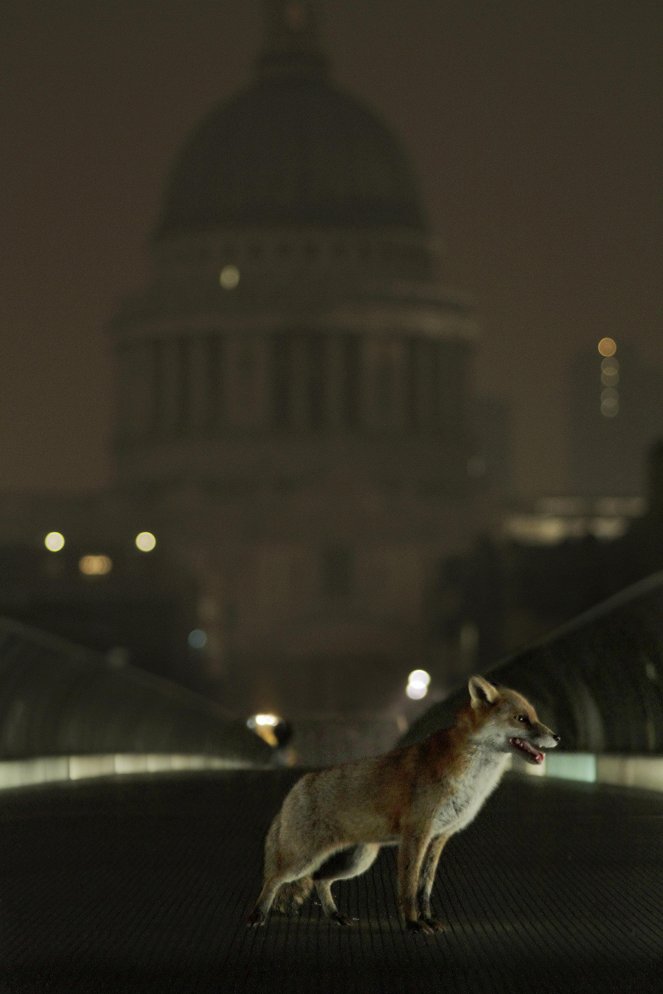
[[397, 829, 435, 934], [416, 834, 449, 932]]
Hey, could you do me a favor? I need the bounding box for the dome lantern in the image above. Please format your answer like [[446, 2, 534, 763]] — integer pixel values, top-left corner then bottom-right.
[[257, 0, 329, 80]]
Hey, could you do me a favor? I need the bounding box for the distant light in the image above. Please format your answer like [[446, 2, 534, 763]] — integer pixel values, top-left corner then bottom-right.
[[247, 713, 283, 748], [408, 669, 431, 690], [219, 265, 240, 290], [406, 669, 431, 700], [79, 555, 113, 576], [597, 337, 617, 358], [601, 357, 619, 373], [249, 714, 280, 729], [44, 531, 65, 553], [600, 388, 619, 418], [187, 628, 208, 650], [600, 356, 620, 387], [135, 531, 157, 552]]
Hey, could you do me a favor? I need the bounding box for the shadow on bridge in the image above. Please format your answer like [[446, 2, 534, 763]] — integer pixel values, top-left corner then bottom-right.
[[1, 768, 661, 994], [1, 575, 663, 992]]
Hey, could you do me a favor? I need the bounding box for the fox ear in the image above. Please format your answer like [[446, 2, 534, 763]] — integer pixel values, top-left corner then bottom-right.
[[468, 675, 499, 707]]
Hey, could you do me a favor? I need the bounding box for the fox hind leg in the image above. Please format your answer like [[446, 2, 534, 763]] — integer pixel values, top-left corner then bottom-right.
[[248, 840, 357, 927], [313, 843, 380, 926], [248, 862, 318, 926]]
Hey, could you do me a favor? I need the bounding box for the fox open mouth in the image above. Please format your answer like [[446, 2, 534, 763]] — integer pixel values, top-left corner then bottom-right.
[[509, 737, 545, 765]]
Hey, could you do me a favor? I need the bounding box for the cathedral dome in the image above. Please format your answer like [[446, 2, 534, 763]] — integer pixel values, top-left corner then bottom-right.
[[157, 4, 425, 237]]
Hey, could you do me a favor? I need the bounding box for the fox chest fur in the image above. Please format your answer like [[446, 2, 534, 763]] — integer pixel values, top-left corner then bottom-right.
[[423, 749, 509, 837]]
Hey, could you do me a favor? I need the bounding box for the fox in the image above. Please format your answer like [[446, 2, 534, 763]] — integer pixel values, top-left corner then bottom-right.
[[247, 675, 559, 934]]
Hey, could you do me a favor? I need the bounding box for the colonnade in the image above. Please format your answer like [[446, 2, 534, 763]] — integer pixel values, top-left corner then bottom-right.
[[116, 331, 467, 440]]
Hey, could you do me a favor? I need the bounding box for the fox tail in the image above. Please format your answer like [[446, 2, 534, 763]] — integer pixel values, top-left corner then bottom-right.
[[263, 809, 314, 914]]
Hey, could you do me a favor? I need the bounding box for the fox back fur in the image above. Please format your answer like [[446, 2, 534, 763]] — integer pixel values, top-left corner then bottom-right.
[[248, 675, 559, 934]]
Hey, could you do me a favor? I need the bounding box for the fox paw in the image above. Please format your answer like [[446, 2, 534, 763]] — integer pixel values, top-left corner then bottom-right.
[[330, 912, 354, 927], [405, 918, 436, 936], [246, 908, 266, 928], [421, 917, 446, 933]]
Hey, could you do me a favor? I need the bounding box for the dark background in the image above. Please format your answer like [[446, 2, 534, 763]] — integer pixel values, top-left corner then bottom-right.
[[2, 0, 661, 499]]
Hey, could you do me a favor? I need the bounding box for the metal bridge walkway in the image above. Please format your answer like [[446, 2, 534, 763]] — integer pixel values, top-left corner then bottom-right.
[[2, 770, 661, 993]]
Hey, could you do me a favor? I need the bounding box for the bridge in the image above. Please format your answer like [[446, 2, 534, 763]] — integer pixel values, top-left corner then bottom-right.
[[2, 576, 663, 992]]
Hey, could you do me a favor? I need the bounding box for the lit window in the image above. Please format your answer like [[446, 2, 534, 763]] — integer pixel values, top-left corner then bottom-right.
[[135, 531, 157, 552], [597, 337, 617, 358], [219, 265, 240, 290], [79, 555, 113, 576], [44, 531, 65, 553]]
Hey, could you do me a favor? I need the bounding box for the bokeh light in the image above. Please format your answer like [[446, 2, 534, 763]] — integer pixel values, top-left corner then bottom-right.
[[597, 337, 617, 358], [219, 265, 240, 289], [406, 668, 431, 700], [135, 531, 157, 552], [44, 531, 65, 552], [79, 555, 113, 576]]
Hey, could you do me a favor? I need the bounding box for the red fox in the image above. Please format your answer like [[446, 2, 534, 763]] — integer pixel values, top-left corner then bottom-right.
[[247, 675, 559, 934]]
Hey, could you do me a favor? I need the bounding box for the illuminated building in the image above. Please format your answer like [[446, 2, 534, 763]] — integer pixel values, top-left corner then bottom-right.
[[105, 0, 486, 712], [0, 2, 488, 714]]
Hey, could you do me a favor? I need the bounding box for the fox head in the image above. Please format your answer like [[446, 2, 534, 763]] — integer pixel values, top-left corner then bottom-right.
[[467, 675, 560, 765]]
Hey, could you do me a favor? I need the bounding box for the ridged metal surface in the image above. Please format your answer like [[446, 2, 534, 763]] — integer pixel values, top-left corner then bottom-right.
[[1, 770, 661, 993], [403, 571, 663, 753], [0, 618, 271, 764]]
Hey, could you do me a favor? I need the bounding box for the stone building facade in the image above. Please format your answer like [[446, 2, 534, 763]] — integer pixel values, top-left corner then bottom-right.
[[1, 2, 486, 717], [107, 1, 481, 713]]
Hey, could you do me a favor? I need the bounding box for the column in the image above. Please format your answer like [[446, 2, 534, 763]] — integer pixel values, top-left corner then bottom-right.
[[160, 336, 183, 434], [289, 334, 309, 429], [188, 335, 210, 431], [207, 333, 224, 431], [118, 338, 154, 438], [325, 334, 344, 429]]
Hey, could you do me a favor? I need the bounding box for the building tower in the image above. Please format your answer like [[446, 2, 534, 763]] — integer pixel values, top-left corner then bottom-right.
[[569, 336, 663, 497], [109, 1, 480, 715]]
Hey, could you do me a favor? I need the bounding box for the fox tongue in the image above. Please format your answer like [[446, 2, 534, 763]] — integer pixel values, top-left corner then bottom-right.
[[510, 737, 545, 764]]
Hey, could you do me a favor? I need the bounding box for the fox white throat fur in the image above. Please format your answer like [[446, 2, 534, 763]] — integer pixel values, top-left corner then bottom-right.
[[247, 675, 559, 934]]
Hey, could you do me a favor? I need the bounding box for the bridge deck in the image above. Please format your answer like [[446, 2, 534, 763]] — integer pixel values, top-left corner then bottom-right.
[[2, 769, 661, 993]]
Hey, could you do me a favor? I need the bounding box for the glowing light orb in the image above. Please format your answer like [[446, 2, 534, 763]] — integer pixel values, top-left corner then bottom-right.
[[406, 669, 431, 700], [79, 555, 113, 576], [248, 714, 280, 729], [44, 531, 65, 553], [135, 531, 157, 552], [187, 628, 208, 650], [597, 337, 617, 358], [219, 265, 240, 290]]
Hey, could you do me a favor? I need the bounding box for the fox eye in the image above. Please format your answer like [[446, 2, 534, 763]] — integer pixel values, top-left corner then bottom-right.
[[517, 714, 530, 724]]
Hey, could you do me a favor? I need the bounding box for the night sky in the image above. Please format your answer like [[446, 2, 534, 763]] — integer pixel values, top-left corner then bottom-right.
[[2, 0, 661, 497]]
